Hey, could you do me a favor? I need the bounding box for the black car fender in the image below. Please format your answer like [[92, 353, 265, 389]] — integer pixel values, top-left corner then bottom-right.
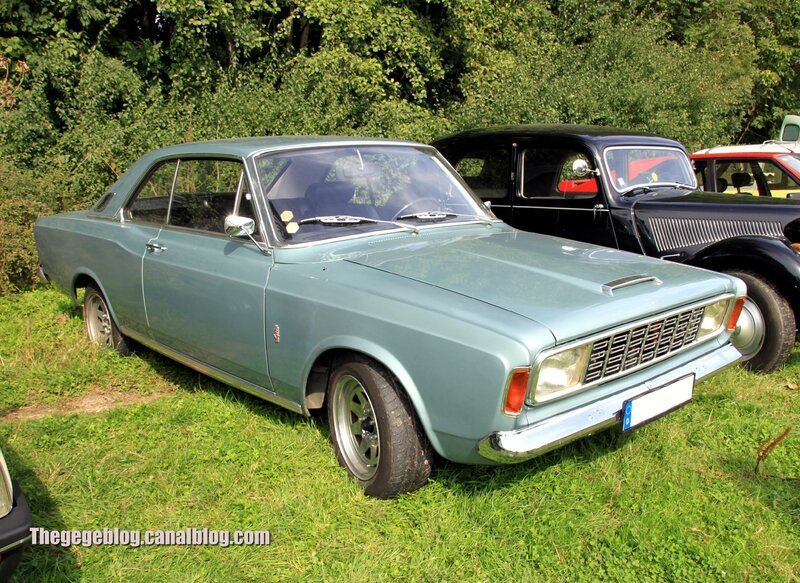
[[686, 236, 800, 314]]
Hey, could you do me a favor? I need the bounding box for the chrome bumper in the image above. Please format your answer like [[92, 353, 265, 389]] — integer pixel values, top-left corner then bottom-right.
[[478, 343, 741, 463]]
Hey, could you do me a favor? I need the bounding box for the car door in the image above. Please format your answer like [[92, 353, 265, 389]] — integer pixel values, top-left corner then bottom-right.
[[450, 145, 513, 223], [512, 144, 618, 248], [141, 157, 273, 389]]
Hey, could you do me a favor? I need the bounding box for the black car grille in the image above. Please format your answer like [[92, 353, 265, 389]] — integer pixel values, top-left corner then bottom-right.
[[584, 306, 706, 384], [648, 217, 783, 253]]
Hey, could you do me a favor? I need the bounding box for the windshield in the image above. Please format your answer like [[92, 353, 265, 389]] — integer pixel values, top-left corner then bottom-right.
[[603, 146, 696, 193], [256, 145, 491, 244], [778, 153, 800, 178]]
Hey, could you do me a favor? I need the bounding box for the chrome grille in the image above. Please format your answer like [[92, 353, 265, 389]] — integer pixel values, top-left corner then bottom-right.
[[648, 217, 783, 253], [584, 306, 705, 383]]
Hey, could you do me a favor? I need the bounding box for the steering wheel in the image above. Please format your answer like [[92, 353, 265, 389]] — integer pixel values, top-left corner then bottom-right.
[[391, 198, 440, 220]]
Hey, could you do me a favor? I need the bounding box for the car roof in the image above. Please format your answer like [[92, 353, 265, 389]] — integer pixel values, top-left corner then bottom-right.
[[433, 124, 684, 149], [693, 142, 800, 156], [145, 136, 426, 159]]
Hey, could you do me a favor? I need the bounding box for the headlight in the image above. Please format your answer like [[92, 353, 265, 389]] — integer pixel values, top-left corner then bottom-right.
[[533, 344, 592, 403], [697, 298, 731, 340], [0, 449, 14, 519]]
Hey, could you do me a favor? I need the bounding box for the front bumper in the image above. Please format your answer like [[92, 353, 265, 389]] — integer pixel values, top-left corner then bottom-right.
[[478, 343, 741, 463], [0, 481, 33, 581]]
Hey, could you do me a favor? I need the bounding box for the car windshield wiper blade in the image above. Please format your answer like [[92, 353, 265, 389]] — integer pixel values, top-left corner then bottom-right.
[[396, 211, 494, 225], [620, 185, 655, 197], [300, 215, 377, 225], [299, 215, 419, 234]]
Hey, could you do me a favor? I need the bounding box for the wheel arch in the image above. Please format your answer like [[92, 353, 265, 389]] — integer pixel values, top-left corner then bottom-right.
[[301, 337, 444, 456], [687, 236, 800, 323]]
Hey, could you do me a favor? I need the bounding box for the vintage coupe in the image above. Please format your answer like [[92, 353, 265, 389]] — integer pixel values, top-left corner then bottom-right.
[[36, 137, 746, 497], [433, 125, 800, 373]]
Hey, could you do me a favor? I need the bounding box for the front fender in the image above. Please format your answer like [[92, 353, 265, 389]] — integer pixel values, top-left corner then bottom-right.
[[687, 236, 800, 310], [303, 334, 443, 454]]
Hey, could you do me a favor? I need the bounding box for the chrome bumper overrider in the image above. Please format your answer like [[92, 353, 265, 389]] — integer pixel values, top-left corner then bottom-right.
[[478, 343, 741, 463]]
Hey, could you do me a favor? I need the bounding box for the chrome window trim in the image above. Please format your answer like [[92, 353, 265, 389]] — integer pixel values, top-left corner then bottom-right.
[[603, 145, 697, 193], [528, 294, 734, 405]]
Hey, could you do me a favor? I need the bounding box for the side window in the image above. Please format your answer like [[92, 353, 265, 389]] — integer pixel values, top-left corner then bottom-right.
[[522, 148, 598, 199], [556, 153, 599, 199], [127, 161, 178, 224], [454, 148, 510, 200], [716, 161, 757, 195], [170, 159, 255, 233], [760, 160, 800, 197]]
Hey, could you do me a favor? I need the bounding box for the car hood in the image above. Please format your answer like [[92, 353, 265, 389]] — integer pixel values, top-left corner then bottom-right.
[[631, 189, 800, 225], [343, 228, 734, 343]]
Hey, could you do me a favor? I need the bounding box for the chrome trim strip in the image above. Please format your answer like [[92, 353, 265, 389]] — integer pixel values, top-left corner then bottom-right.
[[478, 343, 741, 462], [529, 294, 734, 404], [601, 274, 661, 295], [514, 206, 610, 212], [122, 328, 305, 415], [0, 533, 32, 554]]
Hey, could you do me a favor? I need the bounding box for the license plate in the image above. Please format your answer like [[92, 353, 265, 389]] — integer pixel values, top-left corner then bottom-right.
[[622, 374, 694, 431]]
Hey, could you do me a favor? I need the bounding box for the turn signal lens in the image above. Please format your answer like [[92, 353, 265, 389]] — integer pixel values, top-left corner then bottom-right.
[[504, 368, 531, 415], [727, 297, 746, 330], [790, 243, 800, 252]]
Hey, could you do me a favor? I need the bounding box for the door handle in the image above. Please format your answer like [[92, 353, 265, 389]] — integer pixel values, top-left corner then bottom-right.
[[145, 242, 167, 254]]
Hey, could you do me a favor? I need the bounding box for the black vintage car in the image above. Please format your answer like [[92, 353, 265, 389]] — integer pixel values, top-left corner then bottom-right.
[[433, 125, 800, 372]]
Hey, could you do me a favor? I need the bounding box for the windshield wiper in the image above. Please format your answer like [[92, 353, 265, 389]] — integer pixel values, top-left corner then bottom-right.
[[299, 215, 419, 234], [396, 211, 494, 226], [620, 185, 654, 197]]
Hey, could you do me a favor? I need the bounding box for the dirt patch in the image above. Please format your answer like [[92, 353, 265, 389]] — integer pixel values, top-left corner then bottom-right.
[[1, 389, 170, 421]]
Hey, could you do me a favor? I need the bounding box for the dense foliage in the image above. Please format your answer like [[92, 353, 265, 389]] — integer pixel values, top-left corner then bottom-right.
[[1, 0, 799, 292]]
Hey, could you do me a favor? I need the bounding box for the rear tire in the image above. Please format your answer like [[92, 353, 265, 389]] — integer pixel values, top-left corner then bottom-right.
[[327, 354, 432, 498], [725, 270, 794, 372], [83, 285, 130, 356]]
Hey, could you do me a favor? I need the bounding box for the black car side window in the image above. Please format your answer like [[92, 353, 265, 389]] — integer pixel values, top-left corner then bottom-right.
[[127, 160, 179, 224], [454, 148, 510, 200], [169, 159, 256, 234], [521, 149, 598, 199]]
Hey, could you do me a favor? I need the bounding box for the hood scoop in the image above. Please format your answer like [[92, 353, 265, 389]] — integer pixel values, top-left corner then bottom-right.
[[601, 274, 662, 296]]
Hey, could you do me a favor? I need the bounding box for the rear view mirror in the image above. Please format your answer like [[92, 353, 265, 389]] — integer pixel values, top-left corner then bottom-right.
[[224, 215, 256, 238]]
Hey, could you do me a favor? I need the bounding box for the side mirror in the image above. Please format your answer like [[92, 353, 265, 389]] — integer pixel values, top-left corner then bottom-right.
[[571, 158, 598, 177], [483, 200, 492, 209], [787, 193, 800, 200], [224, 215, 256, 238]]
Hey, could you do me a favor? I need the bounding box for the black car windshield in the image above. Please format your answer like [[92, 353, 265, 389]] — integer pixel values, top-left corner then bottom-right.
[[603, 146, 696, 194], [256, 145, 491, 244]]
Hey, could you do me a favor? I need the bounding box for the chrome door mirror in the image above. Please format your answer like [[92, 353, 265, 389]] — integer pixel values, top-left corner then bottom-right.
[[224, 215, 256, 238], [571, 158, 598, 177]]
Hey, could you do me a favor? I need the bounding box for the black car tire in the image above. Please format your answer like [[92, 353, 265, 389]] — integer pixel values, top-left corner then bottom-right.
[[725, 270, 794, 372], [327, 354, 432, 498], [83, 284, 131, 356]]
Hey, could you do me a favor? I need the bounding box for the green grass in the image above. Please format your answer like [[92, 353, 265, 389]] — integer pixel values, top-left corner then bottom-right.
[[1, 289, 798, 582]]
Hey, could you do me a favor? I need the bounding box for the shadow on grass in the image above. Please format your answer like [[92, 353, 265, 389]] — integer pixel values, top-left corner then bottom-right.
[[121, 343, 635, 497], [3, 442, 81, 581], [431, 429, 632, 495]]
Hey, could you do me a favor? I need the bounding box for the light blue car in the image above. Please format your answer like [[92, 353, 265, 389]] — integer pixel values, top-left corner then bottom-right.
[[35, 137, 746, 497]]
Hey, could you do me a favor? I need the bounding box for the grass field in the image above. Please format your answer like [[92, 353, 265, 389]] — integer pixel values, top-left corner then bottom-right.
[[1, 288, 798, 582]]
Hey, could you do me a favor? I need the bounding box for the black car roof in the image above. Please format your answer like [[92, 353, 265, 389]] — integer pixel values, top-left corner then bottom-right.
[[433, 124, 684, 150]]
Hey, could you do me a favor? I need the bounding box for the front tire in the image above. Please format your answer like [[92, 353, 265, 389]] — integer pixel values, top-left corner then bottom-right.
[[725, 270, 794, 372], [83, 285, 130, 356], [327, 354, 432, 498]]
